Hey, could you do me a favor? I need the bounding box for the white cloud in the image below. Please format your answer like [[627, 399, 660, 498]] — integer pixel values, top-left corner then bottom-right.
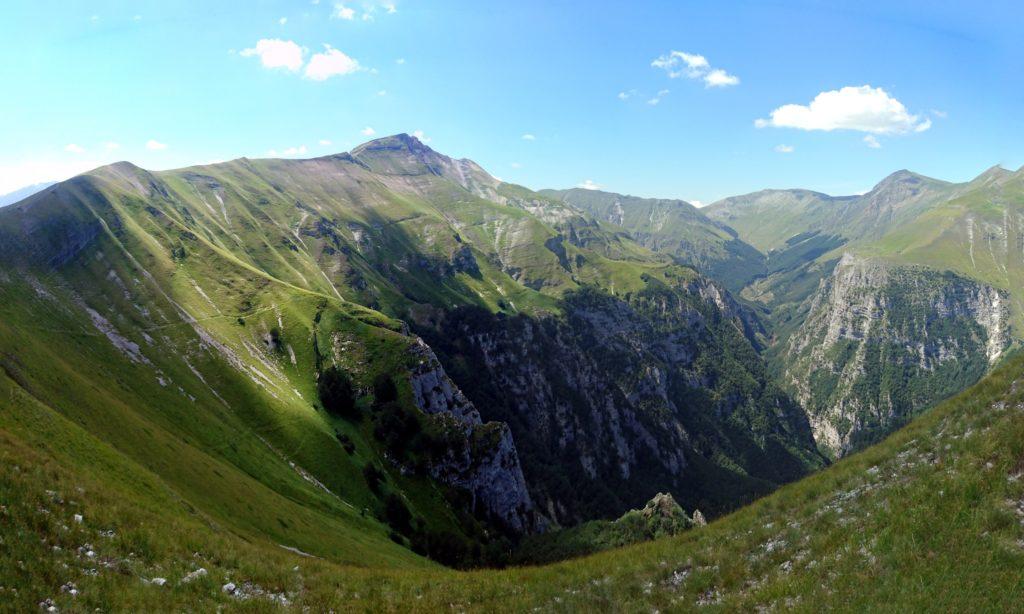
[[395, 58, 405, 65], [64, 144, 85, 154], [412, 130, 431, 143], [755, 85, 931, 135], [774, 144, 795, 153], [333, 3, 356, 19], [283, 145, 308, 156], [931, 109, 948, 119], [647, 89, 669, 105], [617, 90, 635, 100], [104, 141, 120, 150], [279, 17, 287, 25], [361, 127, 376, 136], [133, 14, 142, 21], [146, 139, 168, 150], [704, 68, 739, 88], [319, 139, 333, 145], [652, 50, 739, 88], [377, 89, 387, 96], [521, 133, 536, 141], [90, 15, 100, 22], [863, 135, 882, 149], [240, 39, 305, 72], [304, 45, 361, 80], [384, 3, 397, 13], [689, 199, 705, 207], [652, 51, 708, 78], [577, 179, 602, 190], [510, 162, 522, 169]]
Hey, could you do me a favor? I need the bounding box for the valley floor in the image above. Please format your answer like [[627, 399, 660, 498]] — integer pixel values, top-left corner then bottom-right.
[[4, 353, 1024, 611]]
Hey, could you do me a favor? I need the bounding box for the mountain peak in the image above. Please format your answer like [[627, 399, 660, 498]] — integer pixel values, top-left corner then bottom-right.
[[971, 164, 1013, 185], [870, 169, 925, 191], [349, 132, 453, 177], [352, 132, 435, 158]]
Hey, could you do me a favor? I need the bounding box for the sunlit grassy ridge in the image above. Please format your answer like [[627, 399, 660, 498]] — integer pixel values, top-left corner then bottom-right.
[[4, 349, 1023, 611]]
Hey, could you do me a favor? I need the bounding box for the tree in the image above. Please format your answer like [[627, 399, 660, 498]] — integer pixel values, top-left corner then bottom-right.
[[318, 366, 358, 419], [384, 494, 413, 535]]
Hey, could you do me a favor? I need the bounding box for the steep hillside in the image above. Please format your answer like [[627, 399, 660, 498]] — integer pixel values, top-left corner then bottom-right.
[[783, 254, 1009, 454], [542, 187, 765, 290], [712, 167, 1022, 457], [0, 134, 824, 573], [3, 341, 1023, 611]]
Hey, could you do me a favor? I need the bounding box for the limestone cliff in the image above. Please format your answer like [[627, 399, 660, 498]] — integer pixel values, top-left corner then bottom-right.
[[784, 253, 1009, 455]]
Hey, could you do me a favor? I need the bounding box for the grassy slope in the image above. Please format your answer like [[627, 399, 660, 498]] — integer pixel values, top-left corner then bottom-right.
[[4, 349, 1024, 611], [542, 187, 765, 290], [858, 170, 1024, 331], [0, 136, 815, 596], [704, 189, 854, 253]]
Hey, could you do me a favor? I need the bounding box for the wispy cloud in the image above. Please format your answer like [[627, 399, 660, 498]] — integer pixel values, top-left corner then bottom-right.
[[647, 89, 669, 105], [755, 85, 930, 135], [617, 89, 637, 100], [863, 135, 882, 149], [652, 51, 739, 88], [319, 139, 333, 145], [521, 133, 536, 141], [332, 3, 356, 19], [577, 179, 602, 190], [103, 142, 121, 150], [412, 130, 431, 143], [64, 144, 85, 154], [774, 144, 795, 153], [361, 127, 376, 136], [146, 139, 168, 150]]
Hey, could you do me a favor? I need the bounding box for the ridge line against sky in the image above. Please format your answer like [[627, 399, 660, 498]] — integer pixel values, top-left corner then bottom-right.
[[1, 0, 1021, 202]]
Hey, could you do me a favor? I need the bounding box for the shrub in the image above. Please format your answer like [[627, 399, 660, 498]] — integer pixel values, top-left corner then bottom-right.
[[362, 463, 385, 495], [318, 367, 358, 419], [372, 373, 399, 405], [384, 494, 413, 535]]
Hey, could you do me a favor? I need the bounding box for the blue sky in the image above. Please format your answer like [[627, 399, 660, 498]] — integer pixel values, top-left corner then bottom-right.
[[1, 1, 1021, 203]]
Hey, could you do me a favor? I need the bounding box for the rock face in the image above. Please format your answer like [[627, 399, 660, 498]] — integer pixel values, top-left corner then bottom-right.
[[406, 338, 540, 533], [784, 253, 1009, 455], [421, 280, 825, 525]]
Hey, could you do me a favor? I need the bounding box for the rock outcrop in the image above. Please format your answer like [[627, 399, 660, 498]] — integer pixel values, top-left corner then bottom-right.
[[784, 253, 1010, 455], [406, 338, 541, 533]]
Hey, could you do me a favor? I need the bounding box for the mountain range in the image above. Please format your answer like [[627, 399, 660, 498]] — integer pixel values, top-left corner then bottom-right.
[[1, 134, 1021, 610]]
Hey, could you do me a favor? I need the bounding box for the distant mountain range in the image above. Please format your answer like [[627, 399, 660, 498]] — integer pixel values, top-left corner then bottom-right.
[[0, 181, 55, 207]]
